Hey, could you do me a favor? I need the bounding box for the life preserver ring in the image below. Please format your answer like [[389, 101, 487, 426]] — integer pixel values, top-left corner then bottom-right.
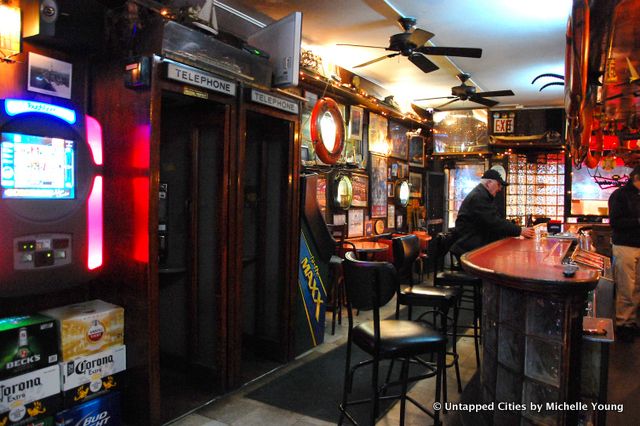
[[310, 97, 345, 164]]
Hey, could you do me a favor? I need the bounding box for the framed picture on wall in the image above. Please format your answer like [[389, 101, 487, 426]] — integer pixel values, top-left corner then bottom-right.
[[409, 134, 425, 167], [27, 52, 72, 99], [389, 121, 409, 159], [348, 209, 364, 238], [387, 182, 394, 197], [409, 172, 423, 198], [349, 106, 364, 140], [387, 204, 395, 229], [369, 154, 387, 218], [351, 174, 368, 207], [368, 113, 388, 154]]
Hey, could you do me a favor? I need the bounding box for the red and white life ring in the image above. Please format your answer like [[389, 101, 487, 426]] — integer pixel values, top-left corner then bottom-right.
[[310, 97, 345, 164]]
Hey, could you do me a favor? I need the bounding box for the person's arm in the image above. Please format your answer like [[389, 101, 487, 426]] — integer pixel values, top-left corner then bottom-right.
[[472, 196, 521, 237], [609, 190, 639, 230]]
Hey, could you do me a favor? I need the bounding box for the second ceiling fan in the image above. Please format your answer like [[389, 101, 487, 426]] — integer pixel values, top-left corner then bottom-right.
[[338, 16, 482, 74], [415, 73, 515, 109]]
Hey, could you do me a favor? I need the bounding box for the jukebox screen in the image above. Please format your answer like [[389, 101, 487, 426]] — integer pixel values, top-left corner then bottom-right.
[[1, 132, 75, 199]]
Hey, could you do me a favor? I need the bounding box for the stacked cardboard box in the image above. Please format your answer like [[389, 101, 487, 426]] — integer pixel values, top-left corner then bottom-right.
[[0, 315, 60, 426], [41, 300, 125, 408]]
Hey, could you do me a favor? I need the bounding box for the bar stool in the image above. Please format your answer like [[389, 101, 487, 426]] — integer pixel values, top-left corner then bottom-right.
[[327, 224, 356, 335], [391, 234, 463, 395], [339, 251, 445, 426], [432, 231, 483, 367]]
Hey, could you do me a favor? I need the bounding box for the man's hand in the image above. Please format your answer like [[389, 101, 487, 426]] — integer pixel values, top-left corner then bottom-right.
[[520, 227, 536, 239]]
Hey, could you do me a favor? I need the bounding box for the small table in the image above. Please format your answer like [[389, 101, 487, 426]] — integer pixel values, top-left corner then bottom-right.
[[347, 241, 388, 260]]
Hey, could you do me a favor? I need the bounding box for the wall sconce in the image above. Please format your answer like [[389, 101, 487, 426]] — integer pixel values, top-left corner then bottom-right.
[[0, 2, 21, 62]]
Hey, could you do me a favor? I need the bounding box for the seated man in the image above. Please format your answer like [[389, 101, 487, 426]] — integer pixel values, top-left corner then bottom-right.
[[451, 165, 535, 256]]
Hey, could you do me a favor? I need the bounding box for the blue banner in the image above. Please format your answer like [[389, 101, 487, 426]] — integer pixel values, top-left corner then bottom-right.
[[298, 231, 327, 346]]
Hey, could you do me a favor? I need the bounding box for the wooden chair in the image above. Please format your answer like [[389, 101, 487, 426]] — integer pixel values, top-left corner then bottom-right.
[[338, 251, 445, 426]]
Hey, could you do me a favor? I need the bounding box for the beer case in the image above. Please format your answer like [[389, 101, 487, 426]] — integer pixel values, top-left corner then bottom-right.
[[54, 392, 121, 426], [41, 301, 124, 361], [0, 365, 61, 426], [59, 346, 126, 407], [0, 315, 59, 380]]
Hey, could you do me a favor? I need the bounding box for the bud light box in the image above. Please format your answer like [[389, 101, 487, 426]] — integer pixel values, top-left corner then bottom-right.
[[40, 300, 124, 361], [59, 346, 126, 407], [0, 365, 61, 426], [0, 315, 59, 380], [55, 392, 121, 426]]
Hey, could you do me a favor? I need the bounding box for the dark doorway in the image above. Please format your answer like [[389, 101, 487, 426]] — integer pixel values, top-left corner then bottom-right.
[[157, 92, 226, 422], [239, 111, 293, 384]]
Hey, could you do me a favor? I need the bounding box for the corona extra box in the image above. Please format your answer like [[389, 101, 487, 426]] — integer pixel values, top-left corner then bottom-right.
[[0, 365, 61, 426], [54, 392, 121, 426], [41, 301, 124, 361], [0, 315, 59, 380], [59, 345, 125, 407]]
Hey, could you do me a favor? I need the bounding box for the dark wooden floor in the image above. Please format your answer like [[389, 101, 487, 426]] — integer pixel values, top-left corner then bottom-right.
[[606, 336, 640, 425]]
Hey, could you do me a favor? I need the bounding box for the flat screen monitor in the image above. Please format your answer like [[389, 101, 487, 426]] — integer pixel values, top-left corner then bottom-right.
[[1, 132, 75, 199], [570, 164, 631, 216]]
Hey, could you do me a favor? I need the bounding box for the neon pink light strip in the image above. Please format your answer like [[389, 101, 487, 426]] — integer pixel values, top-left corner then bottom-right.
[[87, 176, 103, 270], [85, 115, 103, 165]]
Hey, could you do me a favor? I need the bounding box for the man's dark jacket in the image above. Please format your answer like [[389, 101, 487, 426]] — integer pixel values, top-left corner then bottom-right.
[[608, 180, 640, 248], [450, 183, 521, 255]]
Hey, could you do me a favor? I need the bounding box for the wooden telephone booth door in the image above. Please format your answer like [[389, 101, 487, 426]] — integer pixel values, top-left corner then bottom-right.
[[158, 91, 228, 422], [237, 109, 297, 385]]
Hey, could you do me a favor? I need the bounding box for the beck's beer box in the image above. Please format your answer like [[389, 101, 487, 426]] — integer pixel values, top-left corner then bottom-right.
[[59, 346, 125, 407], [40, 301, 124, 361], [0, 315, 59, 380], [55, 392, 121, 426], [0, 365, 61, 426]]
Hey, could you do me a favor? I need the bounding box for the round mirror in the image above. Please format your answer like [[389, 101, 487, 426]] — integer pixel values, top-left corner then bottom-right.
[[396, 180, 410, 207], [333, 174, 353, 210]]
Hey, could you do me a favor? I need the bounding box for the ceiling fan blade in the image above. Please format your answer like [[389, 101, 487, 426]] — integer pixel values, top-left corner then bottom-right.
[[353, 53, 400, 68], [469, 96, 499, 107], [475, 90, 515, 97], [416, 46, 482, 58], [434, 98, 461, 110], [407, 28, 435, 47], [337, 43, 389, 49], [414, 96, 457, 101], [408, 53, 439, 74]]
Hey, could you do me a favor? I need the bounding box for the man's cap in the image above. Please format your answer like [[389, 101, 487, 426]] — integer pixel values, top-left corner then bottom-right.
[[482, 165, 508, 186]]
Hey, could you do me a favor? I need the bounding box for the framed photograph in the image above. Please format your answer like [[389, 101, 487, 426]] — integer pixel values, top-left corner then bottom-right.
[[351, 174, 368, 207], [333, 213, 346, 226], [397, 215, 404, 229], [348, 209, 364, 238], [349, 106, 364, 141], [389, 121, 409, 159], [369, 154, 387, 218], [365, 220, 373, 236], [409, 172, 423, 198], [387, 204, 395, 229], [409, 134, 425, 167], [28, 52, 72, 99], [368, 113, 388, 154], [387, 182, 394, 197], [391, 163, 398, 178]]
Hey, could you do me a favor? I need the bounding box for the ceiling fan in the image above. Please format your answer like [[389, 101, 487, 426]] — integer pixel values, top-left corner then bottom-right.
[[415, 73, 515, 109], [337, 16, 482, 74]]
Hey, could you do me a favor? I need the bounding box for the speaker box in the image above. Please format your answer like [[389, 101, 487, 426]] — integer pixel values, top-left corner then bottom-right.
[[22, 0, 59, 38], [22, 0, 106, 52]]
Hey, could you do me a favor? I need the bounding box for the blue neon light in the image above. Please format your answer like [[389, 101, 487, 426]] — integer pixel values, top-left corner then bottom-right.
[[4, 99, 77, 124]]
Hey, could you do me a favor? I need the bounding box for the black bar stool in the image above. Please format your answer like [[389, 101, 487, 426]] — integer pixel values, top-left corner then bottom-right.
[[339, 251, 445, 426], [432, 231, 483, 367], [390, 234, 463, 396]]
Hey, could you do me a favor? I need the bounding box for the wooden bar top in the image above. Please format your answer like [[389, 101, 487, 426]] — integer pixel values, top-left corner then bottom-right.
[[460, 236, 600, 293]]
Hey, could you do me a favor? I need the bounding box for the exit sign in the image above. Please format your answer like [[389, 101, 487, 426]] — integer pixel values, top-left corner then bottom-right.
[[494, 117, 514, 133]]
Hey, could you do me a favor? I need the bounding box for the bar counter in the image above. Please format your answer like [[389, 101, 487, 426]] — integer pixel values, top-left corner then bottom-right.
[[461, 237, 601, 425]]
